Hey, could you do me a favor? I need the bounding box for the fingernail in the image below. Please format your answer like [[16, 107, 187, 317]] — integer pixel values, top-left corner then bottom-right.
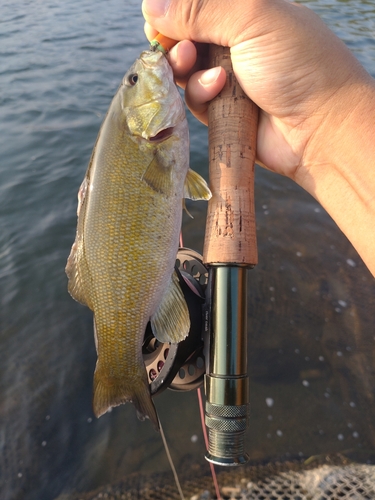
[[199, 67, 222, 87], [142, 0, 170, 18]]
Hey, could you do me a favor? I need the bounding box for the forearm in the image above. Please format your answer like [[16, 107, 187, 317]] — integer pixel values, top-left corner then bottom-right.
[[297, 80, 375, 277]]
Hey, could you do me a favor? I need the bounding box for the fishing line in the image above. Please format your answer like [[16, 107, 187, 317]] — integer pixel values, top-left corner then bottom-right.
[[159, 419, 186, 500], [197, 388, 222, 500], [179, 229, 221, 499]]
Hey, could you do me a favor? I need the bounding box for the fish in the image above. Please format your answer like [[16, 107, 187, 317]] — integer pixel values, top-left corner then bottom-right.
[[65, 49, 211, 430]]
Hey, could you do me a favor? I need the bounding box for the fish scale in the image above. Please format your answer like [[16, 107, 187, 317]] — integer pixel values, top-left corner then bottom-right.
[[66, 50, 211, 429]]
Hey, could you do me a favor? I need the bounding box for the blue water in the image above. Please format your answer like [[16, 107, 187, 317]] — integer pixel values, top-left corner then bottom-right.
[[1, 1, 375, 499]]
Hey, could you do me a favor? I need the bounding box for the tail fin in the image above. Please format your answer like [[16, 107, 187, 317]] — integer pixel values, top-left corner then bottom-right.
[[93, 371, 159, 431]]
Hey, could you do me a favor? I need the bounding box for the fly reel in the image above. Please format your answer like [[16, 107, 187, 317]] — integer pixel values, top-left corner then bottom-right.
[[142, 248, 208, 395]]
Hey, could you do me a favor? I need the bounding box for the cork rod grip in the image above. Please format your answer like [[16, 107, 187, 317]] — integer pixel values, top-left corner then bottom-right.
[[203, 45, 258, 266]]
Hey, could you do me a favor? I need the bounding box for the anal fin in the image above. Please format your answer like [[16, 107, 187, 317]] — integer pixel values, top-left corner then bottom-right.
[[151, 271, 190, 343]]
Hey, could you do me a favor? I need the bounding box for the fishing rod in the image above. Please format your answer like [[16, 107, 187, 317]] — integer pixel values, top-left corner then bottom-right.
[[143, 36, 258, 467], [203, 45, 258, 466]]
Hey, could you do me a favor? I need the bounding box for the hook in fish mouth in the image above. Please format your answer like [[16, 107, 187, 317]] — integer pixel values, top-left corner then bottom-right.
[[149, 127, 174, 142]]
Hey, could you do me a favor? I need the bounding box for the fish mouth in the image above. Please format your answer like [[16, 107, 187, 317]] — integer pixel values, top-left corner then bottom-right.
[[149, 127, 174, 142]]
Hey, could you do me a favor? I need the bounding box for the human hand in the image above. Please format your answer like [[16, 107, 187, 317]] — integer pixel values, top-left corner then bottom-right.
[[142, 0, 372, 183], [142, 0, 375, 276]]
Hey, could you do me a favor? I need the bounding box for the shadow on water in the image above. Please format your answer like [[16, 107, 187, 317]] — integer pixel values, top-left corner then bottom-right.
[[1, 0, 375, 499]]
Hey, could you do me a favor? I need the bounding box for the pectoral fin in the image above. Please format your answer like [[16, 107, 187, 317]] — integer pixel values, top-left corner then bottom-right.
[[142, 155, 173, 197], [184, 168, 212, 200], [150, 271, 190, 343]]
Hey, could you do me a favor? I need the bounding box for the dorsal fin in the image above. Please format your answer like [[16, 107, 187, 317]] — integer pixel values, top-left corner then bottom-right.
[[65, 238, 93, 309]]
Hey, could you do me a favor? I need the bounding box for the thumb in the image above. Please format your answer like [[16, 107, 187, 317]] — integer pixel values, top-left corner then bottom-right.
[[142, 0, 264, 47]]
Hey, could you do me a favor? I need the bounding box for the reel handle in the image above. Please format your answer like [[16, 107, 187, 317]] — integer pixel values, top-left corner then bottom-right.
[[203, 45, 258, 266]]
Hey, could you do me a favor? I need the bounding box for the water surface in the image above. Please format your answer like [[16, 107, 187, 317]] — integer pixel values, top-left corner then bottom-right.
[[1, 1, 375, 499]]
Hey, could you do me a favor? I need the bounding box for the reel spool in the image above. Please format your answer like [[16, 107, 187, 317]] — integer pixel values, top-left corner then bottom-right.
[[142, 248, 208, 395]]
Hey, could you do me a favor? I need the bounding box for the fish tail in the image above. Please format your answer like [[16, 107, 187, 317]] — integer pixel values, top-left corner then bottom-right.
[[93, 371, 159, 431]]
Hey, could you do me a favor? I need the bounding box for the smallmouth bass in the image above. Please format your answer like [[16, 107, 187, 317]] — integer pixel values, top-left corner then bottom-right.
[[66, 50, 211, 429]]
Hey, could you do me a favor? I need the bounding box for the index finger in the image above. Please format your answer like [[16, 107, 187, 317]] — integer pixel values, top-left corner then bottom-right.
[[168, 40, 199, 87]]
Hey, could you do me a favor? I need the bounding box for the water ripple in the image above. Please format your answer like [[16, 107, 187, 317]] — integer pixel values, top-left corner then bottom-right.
[[1, 1, 375, 499]]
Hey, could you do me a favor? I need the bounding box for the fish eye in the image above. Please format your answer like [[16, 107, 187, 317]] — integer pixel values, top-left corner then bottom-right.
[[127, 73, 138, 86]]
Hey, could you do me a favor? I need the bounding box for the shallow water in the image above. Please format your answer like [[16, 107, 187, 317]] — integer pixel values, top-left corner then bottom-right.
[[1, 0, 375, 499]]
